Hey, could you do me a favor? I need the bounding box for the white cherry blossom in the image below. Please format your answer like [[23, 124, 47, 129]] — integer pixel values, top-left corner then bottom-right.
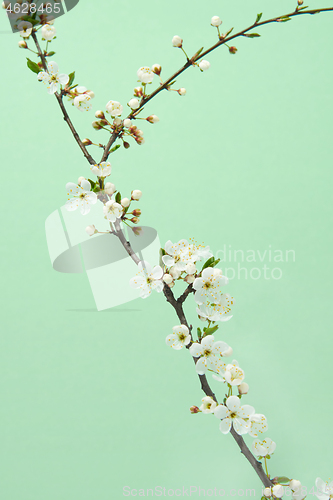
[[162, 239, 193, 273], [252, 437, 276, 457], [189, 335, 231, 375], [74, 93, 93, 112], [249, 413, 268, 437], [18, 21, 32, 37], [166, 325, 191, 350], [315, 478, 333, 500], [65, 180, 97, 215], [200, 396, 217, 414], [224, 360, 244, 386], [90, 162, 111, 178], [106, 100, 123, 116], [41, 24, 56, 40], [193, 267, 229, 304], [103, 200, 122, 222], [37, 61, 69, 95], [130, 261, 164, 299], [272, 485, 284, 499], [196, 293, 233, 322], [214, 395, 255, 435], [137, 66, 155, 84]]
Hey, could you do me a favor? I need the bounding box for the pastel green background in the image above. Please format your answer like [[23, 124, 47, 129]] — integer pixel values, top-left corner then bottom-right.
[[0, 0, 332, 498]]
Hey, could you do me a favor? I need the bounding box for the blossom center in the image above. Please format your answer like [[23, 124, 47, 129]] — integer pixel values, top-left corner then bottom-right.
[[230, 412, 237, 418], [203, 349, 212, 357]]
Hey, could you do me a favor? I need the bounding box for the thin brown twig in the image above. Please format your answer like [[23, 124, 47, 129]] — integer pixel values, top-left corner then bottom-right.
[[100, 6, 333, 162]]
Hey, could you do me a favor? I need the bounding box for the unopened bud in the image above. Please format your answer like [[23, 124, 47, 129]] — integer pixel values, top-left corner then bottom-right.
[[131, 190, 142, 201], [86, 90, 95, 98], [263, 488, 272, 498], [78, 176, 86, 185], [190, 406, 200, 414], [178, 87, 186, 96], [99, 119, 108, 126], [123, 141, 130, 149], [211, 16, 222, 27], [85, 225, 97, 236], [297, 0, 303, 4], [134, 87, 143, 97], [163, 273, 173, 284], [185, 274, 195, 284], [95, 110, 105, 119], [128, 98, 140, 110], [185, 262, 196, 275], [199, 60, 211, 71], [131, 217, 140, 224], [82, 138, 92, 146], [105, 182, 116, 195], [18, 40, 28, 49], [272, 485, 284, 498], [289, 480, 302, 491], [92, 121, 102, 130], [135, 136, 145, 145], [136, 129, 144, 137], [146, 114, 159, 124], [152, 63, 161, 75], [229, 46, 238, 54], [172, 35, 183, 48], [132, 209, 141, 217], [121, 197, 130, 208], [238, 382, 249, 395], [123, 118, 132, 128], [132, 226, 143, 236], [113, 117, 122, 127]]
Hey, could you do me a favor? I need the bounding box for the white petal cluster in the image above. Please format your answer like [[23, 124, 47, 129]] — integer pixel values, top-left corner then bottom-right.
[[172, 35, 183, 47], [106, 100, 123, 116], [196, 293, 233, 322], [214, 395, 255, 435], [90, 161, 111, 178], [200, 396, 217, 414], [41, 24, 56, 40], [193, 267, 228, 304], [128, 98, 140, 109], [65, 180, 97, 215], [130, 261, 164, 299], [37, 61, 69, 95], [137, 66, 155, 84], [249, 413, 268, 437], [18, 21, 32, 38], [211, 16, 222, 27], [162, 239, 212, 279], [166, 325, 191, 350], [189, 335, 231, 375], [199, 60, 211, 71], [252, 437, 276, 458], [103, 200, 122, 222], [315, 478, 333, 500], [224, 360, 245, 386]]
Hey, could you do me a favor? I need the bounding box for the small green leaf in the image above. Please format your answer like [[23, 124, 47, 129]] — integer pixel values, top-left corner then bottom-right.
[[47, 51, 56, 56], [21, 15, 39, 25], [201, 256, 215, 270], [244, 33, 261, 38], [88, 179, 96, 189], [68, 71, 75, 87], [168, 80, 177, 86], [192, 46, 204, 61], [298, 5, 309, 10], [256, 13, 262, 23], [26, 58, 40, 74], [115, 192, 121, 204], [92, 185, 100, 193], [278, 16, 291, 22], [224, 27, 234, 37], [203, 325, 219, 336], [110, 144, 121, 153], [276, 477, 291, 484], [197, 327, 202, 340]]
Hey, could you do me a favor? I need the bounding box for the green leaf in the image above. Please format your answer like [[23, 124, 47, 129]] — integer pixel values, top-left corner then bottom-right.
[[47, 51, 56, 56], [115, 192, 121, 204], [278, 16, 291, 22], [192, 46, 204, 61], [298, 5, 309, 10], [110, 144, 121, 153], [197, 327, 202, 340], [168, 80, 177, 86], [245, 33, 261, 38], [88, 179, 96, 189], [256, 13, 262, 23], [224, 27, 234, 37], [68, 71, 75, 87], [26, 58, 40, 74], [203, 325, 219, 336], [92, 185, 100, 193], [21, 15, 39, 25], [201, 256, 215, 270], [159, 248, 166, 267], [276, 477, 291, 484]]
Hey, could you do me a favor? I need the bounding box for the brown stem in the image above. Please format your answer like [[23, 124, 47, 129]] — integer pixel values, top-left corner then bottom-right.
[[100, 6, 333, 161], [31, 31, 96, 166]]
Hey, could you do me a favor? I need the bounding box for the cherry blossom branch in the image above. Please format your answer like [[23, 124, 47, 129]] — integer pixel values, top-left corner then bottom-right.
[[113, 220, 141, 265], [100, 5, 333, 162], [31, 31, 96, 166], [162, 284, 273, 489]]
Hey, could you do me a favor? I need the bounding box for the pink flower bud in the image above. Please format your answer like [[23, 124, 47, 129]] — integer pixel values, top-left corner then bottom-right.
[[152, 64, 162, 75], [132, 209, 141, 216], [82, 138, 92, 146], [190, 406, 200, 414], [131, 217, 140, 224], [229, 46, 238, 54], [146, 114, 159, 124]]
